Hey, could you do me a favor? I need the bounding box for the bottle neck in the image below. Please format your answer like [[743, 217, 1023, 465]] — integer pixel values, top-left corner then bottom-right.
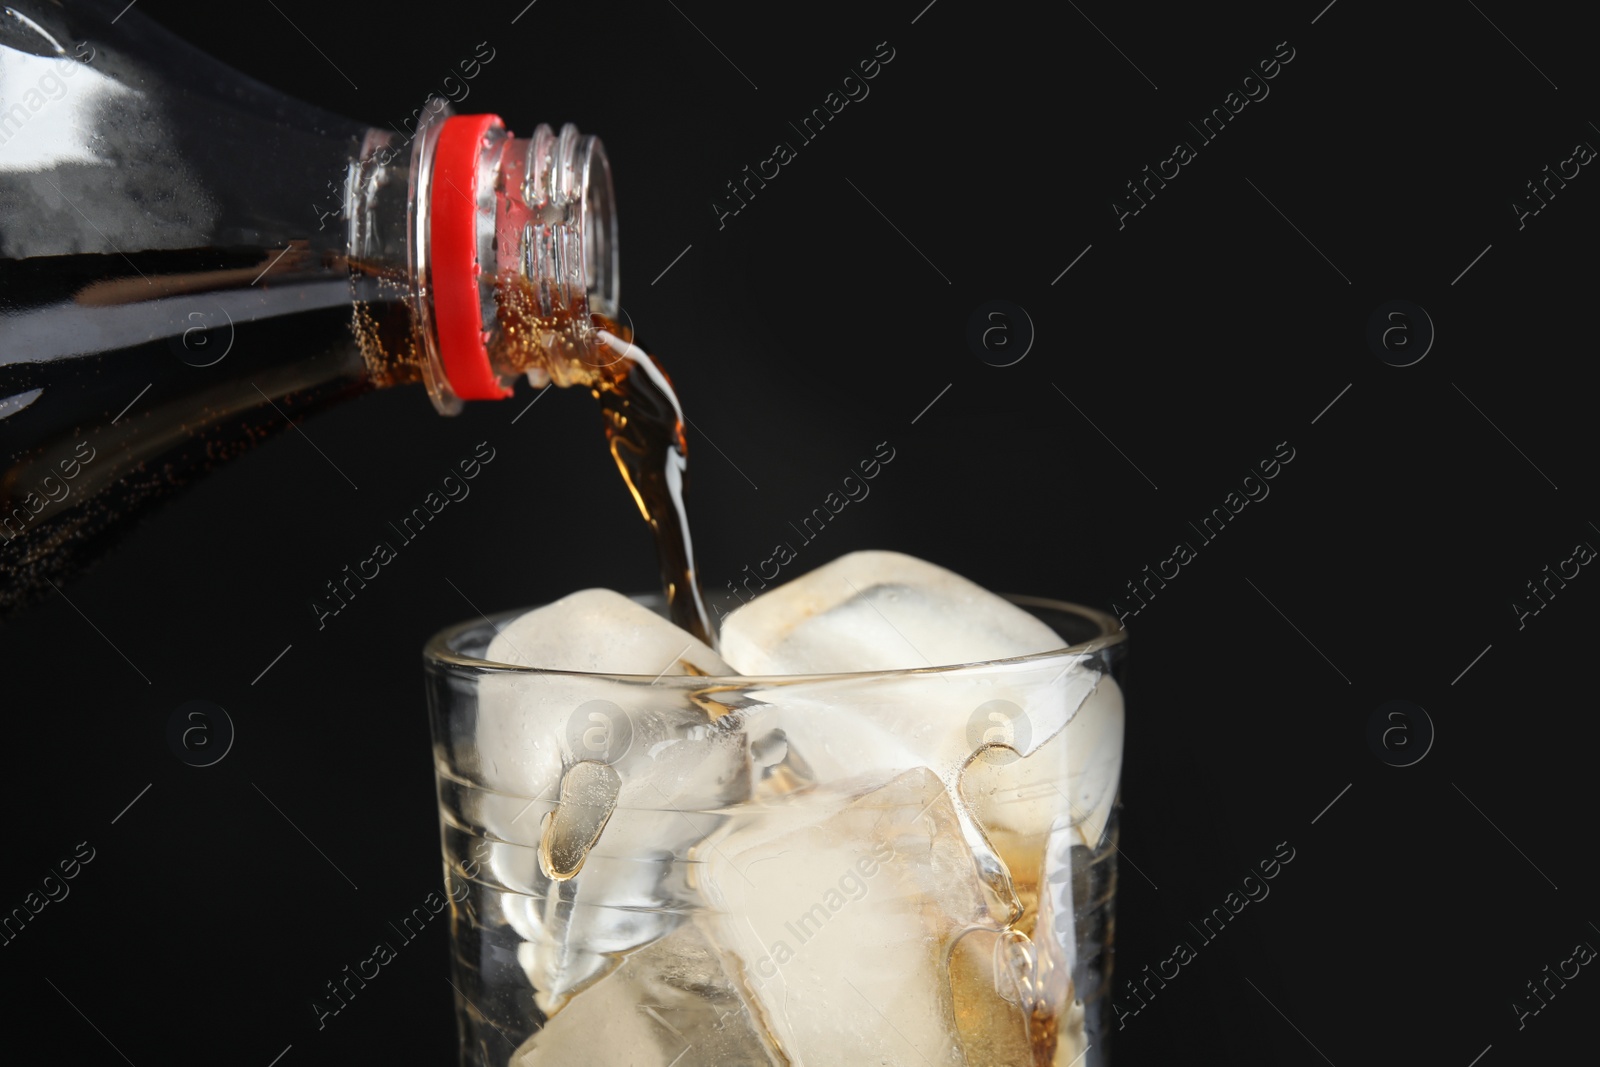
[[349, 111, 619, 414]]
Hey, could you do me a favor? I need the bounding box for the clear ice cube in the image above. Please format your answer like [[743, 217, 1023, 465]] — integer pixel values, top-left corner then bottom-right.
[[719, 550, 1067, 674], [694, 766, 1032, 1067], [510, 922, 783, 1066], [486, 588, 732, 676], [471, 589, 748, 1012]]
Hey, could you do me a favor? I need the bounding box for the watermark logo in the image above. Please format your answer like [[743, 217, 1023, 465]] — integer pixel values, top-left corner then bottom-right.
[[1366, 300, 1433, 367], [0, 840, 96, 948], [0, 437, 96, 543], [311, 441, 498, 631], [967, 699, 1031, 766], [1367, 699, 1433, 767], [1112, 840, 1296, 1030], [967, 301, 1034, 367], [169, 303, 236, 367], [743, 840, 895, 990], [311, 879, 467, 1029], [1511, 138, 1594, 231], [1512, 932, 1596, 1031], [1112, 440, 1297, 624], [166, 700, 235, 767], [1512, 537, 1593, 630], [711, 41, 897, 230], [564, 699, 634, 766], [713, 440, 897, 620]]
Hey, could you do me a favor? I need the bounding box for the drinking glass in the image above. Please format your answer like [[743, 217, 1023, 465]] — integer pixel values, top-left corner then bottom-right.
[[423, 595, 1127, 1066]]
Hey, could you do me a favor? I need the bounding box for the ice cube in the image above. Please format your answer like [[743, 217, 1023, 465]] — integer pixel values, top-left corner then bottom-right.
[[475, 589, 740, 833], [731, 659, 1103, 928], [474, 589, 737, 842], [719, 550, 1067, 674], [510, 922, 783, 1067], [721, 549, 1094, 891], [721, 551, 1097, 796], [695, 766, 1032, 1067], [1058, 676, 1124, 852], [959, 675, 1124, 1031], [718, 552, 1091, 912], [470, 590, 748, 1011], [487, 588, 731, 675], [961, 676, 1125, 855]]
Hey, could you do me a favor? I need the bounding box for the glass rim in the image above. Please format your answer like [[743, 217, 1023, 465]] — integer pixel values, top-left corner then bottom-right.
[[422, 593, 1126, 685]]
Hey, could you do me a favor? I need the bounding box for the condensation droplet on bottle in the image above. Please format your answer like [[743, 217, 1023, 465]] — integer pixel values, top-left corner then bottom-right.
[[538, 759, 622, 881]]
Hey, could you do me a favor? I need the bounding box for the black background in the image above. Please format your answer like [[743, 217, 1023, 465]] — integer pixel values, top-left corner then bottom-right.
[[4, 1, 1595, 1064]]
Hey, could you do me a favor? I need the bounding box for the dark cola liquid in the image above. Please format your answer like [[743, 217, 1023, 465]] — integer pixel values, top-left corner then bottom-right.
[[0, 246, 422, 614], [589, 321, 711, 644], [490, 274, 711, 643], [1, 250, 712, 642]]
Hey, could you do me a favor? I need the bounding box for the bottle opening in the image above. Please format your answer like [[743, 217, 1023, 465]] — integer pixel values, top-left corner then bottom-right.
[[417, 116, 620, 410]]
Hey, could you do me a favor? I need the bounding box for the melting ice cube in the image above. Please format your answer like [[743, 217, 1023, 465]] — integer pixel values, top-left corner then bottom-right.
[[472, 590, 748, 1011], [510, 922, 783, 1066], [694, 766, 1034, 1067], [719, 550, 1067, 674]]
